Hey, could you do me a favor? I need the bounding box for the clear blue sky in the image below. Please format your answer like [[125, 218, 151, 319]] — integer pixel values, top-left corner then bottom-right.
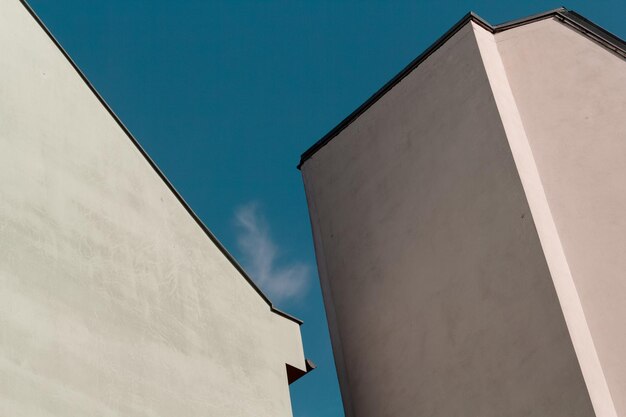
[[27, 1, 625, 416]]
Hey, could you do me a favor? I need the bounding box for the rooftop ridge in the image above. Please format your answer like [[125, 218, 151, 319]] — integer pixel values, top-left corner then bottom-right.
[[298, 7, 626, 169]]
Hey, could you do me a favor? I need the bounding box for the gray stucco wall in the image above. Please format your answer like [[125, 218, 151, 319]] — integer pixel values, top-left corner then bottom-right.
[[302, 22, 593, 417], [0, 1, 305, 416], [496, 18, 626, 416]]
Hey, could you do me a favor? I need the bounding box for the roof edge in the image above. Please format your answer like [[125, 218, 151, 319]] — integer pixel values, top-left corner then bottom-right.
[[298, 10, 477, 169], [298, 7, 626, 169], [18, 0, 303, 326]]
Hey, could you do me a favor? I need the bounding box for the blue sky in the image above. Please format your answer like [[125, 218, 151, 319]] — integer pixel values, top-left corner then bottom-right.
[[27, 1, 625, 416]]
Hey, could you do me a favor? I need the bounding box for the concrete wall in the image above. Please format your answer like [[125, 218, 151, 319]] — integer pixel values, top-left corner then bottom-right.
[[0, 1, 306, 416], [495, 18, 626, 416], [301, 22, 594, 417]]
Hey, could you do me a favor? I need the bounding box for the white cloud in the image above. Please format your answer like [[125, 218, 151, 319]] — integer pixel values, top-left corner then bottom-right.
[[234, 202, 308, 302]]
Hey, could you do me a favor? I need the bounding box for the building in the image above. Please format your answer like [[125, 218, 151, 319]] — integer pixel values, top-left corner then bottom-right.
[[300, 8, 626, 417], [0, 1, 311, 416]]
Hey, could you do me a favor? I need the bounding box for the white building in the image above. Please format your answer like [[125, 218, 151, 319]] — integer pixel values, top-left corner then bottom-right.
[[0, 1, 311, 416], [300, 8, 626, 417]]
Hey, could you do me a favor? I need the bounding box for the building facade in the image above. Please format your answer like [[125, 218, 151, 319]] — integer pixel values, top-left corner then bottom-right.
[[0, 1, 310, 416], [300, 9, 626, 417]]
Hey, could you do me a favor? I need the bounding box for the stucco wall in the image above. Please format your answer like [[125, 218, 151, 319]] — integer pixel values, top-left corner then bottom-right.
[[495, 18, 626, 416], [302, 22, 593, 417], [0, 1, 305, 416]]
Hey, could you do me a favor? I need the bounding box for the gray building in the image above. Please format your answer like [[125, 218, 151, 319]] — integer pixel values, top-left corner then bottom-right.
[[0, 1, 310, 416], [300, 8, 626, 417]]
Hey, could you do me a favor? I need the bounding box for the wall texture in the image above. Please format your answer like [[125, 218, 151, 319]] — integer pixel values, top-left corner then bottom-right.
[[0, 1, 306, 416], [496, 18, 626, 416], [302, 21, 595, 417]]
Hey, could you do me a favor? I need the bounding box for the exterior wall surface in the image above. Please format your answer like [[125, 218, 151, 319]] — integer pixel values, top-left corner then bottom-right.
[[302, 22, 594, 417], [495, 18, 626, 416], [0, 1, 306, 416]]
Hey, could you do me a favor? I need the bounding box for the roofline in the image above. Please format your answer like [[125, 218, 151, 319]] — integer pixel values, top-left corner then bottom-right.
[[19, 0, 303, 326], [298, 7, 626, 169]]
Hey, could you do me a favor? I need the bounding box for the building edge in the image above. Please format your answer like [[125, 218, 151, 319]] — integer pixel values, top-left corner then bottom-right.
[[472, 22, 617, 417], [297, 7, 626, 170], [301, 172, 356, 417], [17, 0, 303, 326]]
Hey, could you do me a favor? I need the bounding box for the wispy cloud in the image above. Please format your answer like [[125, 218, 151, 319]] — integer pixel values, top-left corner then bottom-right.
[[234, 202, 308, 302]]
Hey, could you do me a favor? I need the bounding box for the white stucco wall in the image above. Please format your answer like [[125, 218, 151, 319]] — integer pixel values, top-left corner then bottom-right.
[[0, 1, 306, 416], [495, 18, 626, 416], [302, 21, 593, 417]]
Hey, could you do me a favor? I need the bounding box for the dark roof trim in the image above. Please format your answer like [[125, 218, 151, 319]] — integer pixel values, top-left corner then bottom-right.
[[286, 359, 316, 384], [19, 0, 303, 326], [554, 10, 626, 57], [298, 7, 626, 169]]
